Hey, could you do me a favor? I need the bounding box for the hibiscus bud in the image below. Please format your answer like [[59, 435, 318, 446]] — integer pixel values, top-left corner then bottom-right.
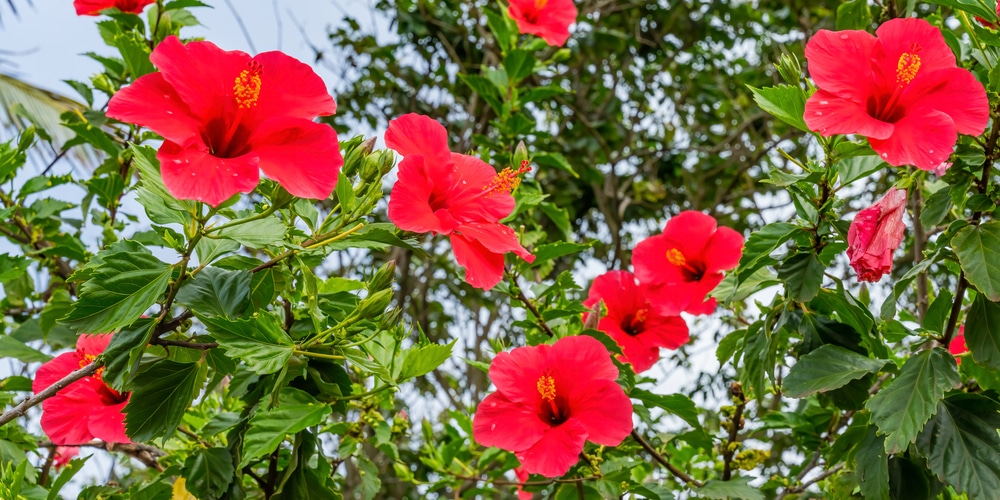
[[379, 150, 397, 176], [774, 53, 801, 84], [360, 136, 377, 155], [846, 187, 907, 282], [513, 141, 529, 168], [378, 307, 402, 330], [361, 157, 381, 182], [357, 288, 394, 319], [368, 260, 396, 292]]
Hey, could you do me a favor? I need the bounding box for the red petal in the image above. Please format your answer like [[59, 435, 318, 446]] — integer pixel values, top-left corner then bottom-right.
[[549, 335, 619, 384], [157, 141, 260, 207], [447, 153, 516, 222], [250, 51, 337, 121], [451, 233, 506, 290], [33, 353, 80, 394], [873, 18, 957, 77], [640, 314, 690, 350], [106, 72, 201, 146], [89, 401, 131, 444], [472, 392, 548, 451], [804, 29, 877, 100], [76, 334, 112, 356], [488, 343, 551, 405], [632, 234, 685, 286], [600, 326, 658, 373], [642, 281, 700, 316], [250, 117, 342, 200], [900, 68, 989, 136], [150, 36, 249, 123], [583, 271, 643, 325], [565, 379, 633, 446], [508, 0, 577, 47], [516, 418, 588, 477], [454, 222, 533, 261], [868, 108, 956, 170], [664, 211, 718, 257], [388, 155, 459, 234], [40, 393, 96, 445], [804, 91, 893, 140], [385, 114, 452, 166], [703, 226, 745, 274], [685, 296, 719, 316]]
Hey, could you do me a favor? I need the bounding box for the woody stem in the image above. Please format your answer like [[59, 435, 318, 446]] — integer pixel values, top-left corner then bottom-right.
[[0, 362, 100, 428]]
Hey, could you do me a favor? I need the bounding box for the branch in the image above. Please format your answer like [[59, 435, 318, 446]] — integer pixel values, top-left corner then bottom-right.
[[0, 362, 99, 427], [721, 382, 746, 481], [630, 429, 704, 488]]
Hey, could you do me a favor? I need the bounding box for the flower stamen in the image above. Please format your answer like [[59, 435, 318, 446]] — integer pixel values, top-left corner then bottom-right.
[[896, 45, 922, 86], [537, 375, 556, 401], [666, 248, 686, 267], [234, 61, 263, 109], [79, 353, 104, 379], [484, 160, 532, 198]]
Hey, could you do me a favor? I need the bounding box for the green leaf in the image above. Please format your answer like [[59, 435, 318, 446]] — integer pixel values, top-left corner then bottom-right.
[[0, 254, 30, 283], [916, 393, 1000, 499], [695, 477, 764, 500], [736, 222, 803, 283], [835, 154, 882, 187], [398, 340, 455, 381], [216, 217, 287, 247], [131, 144, 195, 226], [195, 238, 240, 266], [856, 424, 889, 500], [335, 171, 354, 213], [953, 221, 1000, 301], [182, 448, 234, 500], [836, 0, 871, 30], [62, 245, 172, 333], [530, 241, 591, 265], [777, 252, 823, 302], [924, 0, 996, 19], [921, 187, 952, 230], [783, 345, 889, 398], [865, 347, 961, 454], [241, 388, 332, 467], [964, 294, 1000, 370], [101, 319, 155, 392], [200, 313, 294, 374], [175, 267, 251, 319], [533, 152, 578, 178], [0, 336, 50, 363], [46, 456, 88, 500], [459, 74, 503, 113], [630, 389, 702, 431], [357, 455, 381, 500], [748, 85, 808, 132], [505, 49, 536, 83], [125, 360, 207, 442]]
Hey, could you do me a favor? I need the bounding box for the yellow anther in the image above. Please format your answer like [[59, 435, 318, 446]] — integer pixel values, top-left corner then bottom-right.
[[534, 0, 548, 8], [633, 308, 648, 325], [896, 51, 921, 86], [484, 161, 532, 198], [537, 375, 556, 401], [79, 353, 104, 379], [234, 61, 263, 109], [666, 248, 687, 267]]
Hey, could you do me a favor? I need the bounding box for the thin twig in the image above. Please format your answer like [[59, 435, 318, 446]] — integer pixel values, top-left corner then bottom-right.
[[721, 382, 746, 481], [0, 362, 99, 427], [630, 429, 704, 488]]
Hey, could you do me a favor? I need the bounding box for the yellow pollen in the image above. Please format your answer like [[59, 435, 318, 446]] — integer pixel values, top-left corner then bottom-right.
[[633, 308, 648, 324], [534, 0, 548, 8], [896, 52, 921, 86], [537, 375, 556, 401], [234, 61, 263, 109], [666, 248, 687, 267], [79, 353, 104, 379], [484, 161, 532, 198]]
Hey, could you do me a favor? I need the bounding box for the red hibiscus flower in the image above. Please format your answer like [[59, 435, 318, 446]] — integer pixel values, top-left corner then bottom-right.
[[632, 211, 744, 316], [949, 326, 968, 365], [583, 271, 689, 373], [507, 0, 578, 46], [74, 0, 153, 15], [51, 446, 80, 469], [804, 18, 988, 171], [847, 187, 906, 282], [107, 36, 342, 206], [385, 113, 534, 290], [472, 335, 633, 477], [32, 334, 130, 445]]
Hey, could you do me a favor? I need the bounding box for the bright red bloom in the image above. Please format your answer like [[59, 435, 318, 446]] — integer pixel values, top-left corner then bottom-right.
[[472, 336, 633, 477], [632, 211, 744, 316], [847, 187, 907, 282], [74, 0, 153, 15], [386, 113, 534, 290], [107, 36, 342, 206], [508, 0, 578, 46], [804, 18, 989, 171], [583, 271, 689, 373], [950, 326, 968, 365], [32, 334, 131, 445], [51, 446, 80, 469]]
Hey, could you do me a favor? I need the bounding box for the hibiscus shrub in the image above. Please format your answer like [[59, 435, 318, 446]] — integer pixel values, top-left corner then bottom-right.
[[4, 0, 1000, 499]]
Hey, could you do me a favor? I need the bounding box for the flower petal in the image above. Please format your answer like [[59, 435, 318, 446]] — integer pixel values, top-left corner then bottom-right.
[[549, 335, 619, 383], [632, 234, 685, 287], [106, 72, 201, 146], [600, 326, 658, 373], [157, 141, 260, 207], [454, 222, 533, 261], [40, 393, 96, 445], [250, 50, 337, 121], [33, 353, 81, 395], [874, 18, 957, 77], [868, 108, 956, 171], [150, 36, 250, 123], [385, 114, 452, 166], [508, 0, 577, 47], [450, 233, 506, 290], [447, 153, 516, 222], [488, 343, 551, 405], [472, 392, 548, 452], [89, 401, 131, 444], [804, 91, 893, 140], [76, 334, 112, 357], [565, 379, 633, 446], [388, 155, 459, 234], [583, 271, 643, 325], [250, 117, 342, 200], [639, 314, 690, 351], [516, 418, 588, 478], [664, 211, 718, 257], [901, 68, 989, 136], [804, 29, 877, 100], [703, 226, 745, 274]]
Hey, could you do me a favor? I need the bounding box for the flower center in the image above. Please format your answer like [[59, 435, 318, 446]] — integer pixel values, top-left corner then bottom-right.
[[896, 50, 921, 86], [79, 353, 104, 380], [623, 307, 648, 336], [666, 248, 686, 267], [535, 373, 567, 424], [537, 375, 556, 401], [484, 160, 532, 198], [233, 61, 263, 109], [666, 247, 706, 281]]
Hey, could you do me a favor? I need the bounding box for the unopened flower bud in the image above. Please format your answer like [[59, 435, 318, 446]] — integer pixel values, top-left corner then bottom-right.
[[361, 157, 381, 182], [847, 187, 907, 282], [379, 151, 397, 176], [357, 288, 394, 319], [774, 53, 802, 84], [369, 260, 396, 292], [512, 140, 528, 168]]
